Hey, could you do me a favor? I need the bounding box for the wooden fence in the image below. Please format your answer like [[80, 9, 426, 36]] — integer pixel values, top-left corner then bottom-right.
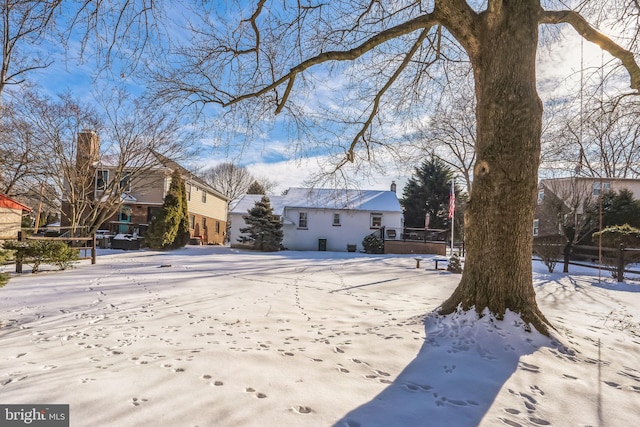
[[12, 234, 97, 273], [547, 243, 640, 282]]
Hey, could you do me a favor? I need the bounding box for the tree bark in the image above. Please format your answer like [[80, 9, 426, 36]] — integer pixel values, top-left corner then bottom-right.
[[440, 3, 551, 334]]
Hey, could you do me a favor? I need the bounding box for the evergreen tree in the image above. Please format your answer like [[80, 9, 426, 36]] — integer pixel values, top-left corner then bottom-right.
[[400, 157, 455, 229], [239, 196, 283, 251], [247, 180, 266, 195], [146, 169, 190, 249], [600, 189, 640, 229], [171, 171, 191, 249]]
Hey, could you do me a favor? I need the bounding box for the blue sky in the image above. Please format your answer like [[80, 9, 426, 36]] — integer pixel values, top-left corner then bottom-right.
[[16, 3, 629, 195]]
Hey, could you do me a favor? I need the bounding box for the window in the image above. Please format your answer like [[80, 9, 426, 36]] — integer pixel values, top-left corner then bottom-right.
[[186, 185, 191, 201], [537, 189, 544, 204], [299, 212, 308, 228], [333, 213, 341, 226], [202, 217, 207, 230], [119, 172, 131, 192], [96, 170, 108, 190], [119, 206, 131, 222], [202, 191, 207, 203], [371, 213, 382, 228], [215, 221, 220, 234], [189, 215, 195, 230], [593, 181, 611, 196], [533, 219, 539, 236]]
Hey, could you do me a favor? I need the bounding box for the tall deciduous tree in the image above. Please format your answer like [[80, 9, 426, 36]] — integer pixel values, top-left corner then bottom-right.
[[0, 0, 58, 100], [415, 74, 476, 192], [153, 1, 640, 334], [8, 87, 192, 237], [202, 163, 254, 206]]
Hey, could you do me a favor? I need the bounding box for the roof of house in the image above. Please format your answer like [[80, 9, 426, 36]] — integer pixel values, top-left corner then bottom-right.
[[0, 193, 32, 212], [231, 188, 401, 215], [151, 151, 230, 202], [231, 195, 288, 215]]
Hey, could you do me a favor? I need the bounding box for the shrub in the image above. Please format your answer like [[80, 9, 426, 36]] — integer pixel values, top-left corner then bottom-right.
[[447, 253, 463, 273], [592, 224, 640, 248], [3, 240, 79, 273], [0, 245, 10, 286], [533, 235, 566, 273], [362, 235, 384, 254]]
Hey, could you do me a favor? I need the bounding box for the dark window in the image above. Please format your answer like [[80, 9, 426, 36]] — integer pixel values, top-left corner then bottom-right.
[[371, 213, 382, 228], [96, 170, 108, 190], [119, 172, 131, 192], [299, 212, 308, 228]]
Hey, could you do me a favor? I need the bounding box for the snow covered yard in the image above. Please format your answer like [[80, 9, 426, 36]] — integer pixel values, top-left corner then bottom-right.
[[1, 246, 639, 426]]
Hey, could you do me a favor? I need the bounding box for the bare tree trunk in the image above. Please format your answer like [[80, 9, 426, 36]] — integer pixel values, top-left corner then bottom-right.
[[440, 4, 550, 334]]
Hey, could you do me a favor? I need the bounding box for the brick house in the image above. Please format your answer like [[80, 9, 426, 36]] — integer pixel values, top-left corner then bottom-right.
[[534, 177, 640, 238], [61, 131, 229, 245]]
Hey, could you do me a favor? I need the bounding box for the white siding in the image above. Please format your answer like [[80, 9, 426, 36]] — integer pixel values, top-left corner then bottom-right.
[[229, 188, 403, 252], [282, 208, 402, 251]]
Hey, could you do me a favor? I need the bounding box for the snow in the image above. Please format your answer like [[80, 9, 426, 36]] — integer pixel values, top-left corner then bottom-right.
[[231, 188, 402, 215], [1, 247, 639, 427]]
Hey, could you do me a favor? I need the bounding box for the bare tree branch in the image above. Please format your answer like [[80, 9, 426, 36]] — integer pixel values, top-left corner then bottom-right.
[[344, 28, 432, 164], [541, 9, 640, 91], [223, 13, 438, 109]]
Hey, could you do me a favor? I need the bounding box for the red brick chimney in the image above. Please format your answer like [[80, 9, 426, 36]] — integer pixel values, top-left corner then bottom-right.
[[76, 130, 99, 168]]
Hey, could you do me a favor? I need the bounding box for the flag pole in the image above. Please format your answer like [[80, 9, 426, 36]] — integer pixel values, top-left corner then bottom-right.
[[450, 179, 455, 255]]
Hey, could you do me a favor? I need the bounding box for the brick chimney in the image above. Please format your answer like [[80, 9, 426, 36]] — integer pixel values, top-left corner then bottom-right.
[[390, 180, 397, 193], [76, 130, 99, 168]]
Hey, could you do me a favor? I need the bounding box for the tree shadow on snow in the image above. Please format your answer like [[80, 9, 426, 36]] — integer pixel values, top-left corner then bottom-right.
[[333, 309, 569, 427]]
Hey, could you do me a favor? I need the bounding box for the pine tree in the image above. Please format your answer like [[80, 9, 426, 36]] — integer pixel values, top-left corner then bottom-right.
[[400, 157, 455, 229], [146, 169, 190, 249], [246, 180, 266, 195], [600, 189, 640, 229], [239, 196, 283, 251]]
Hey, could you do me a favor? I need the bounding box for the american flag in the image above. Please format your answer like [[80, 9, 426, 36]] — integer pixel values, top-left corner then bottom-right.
[[448, 182, 455, 219]]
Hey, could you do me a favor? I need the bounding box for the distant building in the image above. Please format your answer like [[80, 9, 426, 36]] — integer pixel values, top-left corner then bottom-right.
[[534, 177, 640, 237], [0, 193, 32, 239], [230, 187, 403, 252], [60, 131, 229, 245]]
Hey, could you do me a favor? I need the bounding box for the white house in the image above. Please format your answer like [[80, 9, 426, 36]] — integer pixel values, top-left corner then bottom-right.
[[230, 187, 403, 252]]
